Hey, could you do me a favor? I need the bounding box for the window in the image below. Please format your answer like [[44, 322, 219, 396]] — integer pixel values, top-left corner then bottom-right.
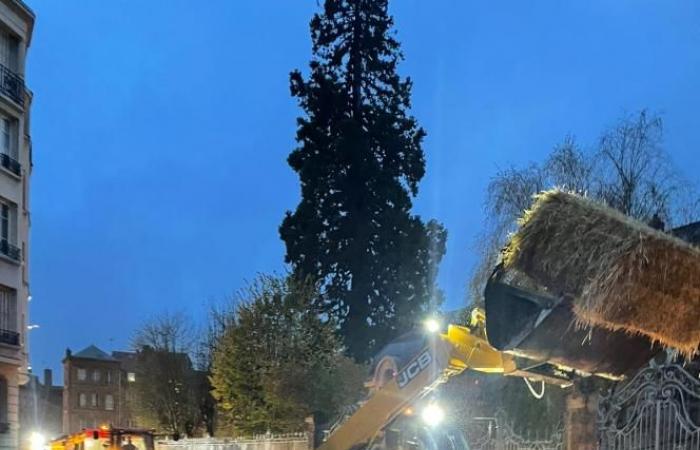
[[78, 393, 86, 407], [0, 118, 9, 157], [90, 393, 97, 407], [105, 394, 114, 411], [0, 376, 7, 425], [77, 368, 86, 381], [0, 200, 17, 250], [92, 370, 101, 382], [1, 203, 8, 243], [0, 31, 18, 72], [106, 370, 112, 384], [127, 372, 136, 382], [0, 287, 15, 336]]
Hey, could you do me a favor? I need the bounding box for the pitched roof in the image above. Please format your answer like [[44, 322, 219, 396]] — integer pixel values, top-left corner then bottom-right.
[[72, 345, 116, 361], [672, 221, 700, 246]]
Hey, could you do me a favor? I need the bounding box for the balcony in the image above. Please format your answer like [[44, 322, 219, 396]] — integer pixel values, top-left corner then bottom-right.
[[0, 64, 23, 107], [0, 153, 20, 176], [0, 240, 20, 262], [0, 329, 19, 346]]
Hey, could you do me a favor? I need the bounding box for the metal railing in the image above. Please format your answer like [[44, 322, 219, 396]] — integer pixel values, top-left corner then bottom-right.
[[0, 239, 20, 262], [0, 63, 24, 106], [156, 434, 310, 450], [598, 363, 700, 450], [466, 411, 565, 450], [0, 152, 20, 176], [0, 328, 19, 346]]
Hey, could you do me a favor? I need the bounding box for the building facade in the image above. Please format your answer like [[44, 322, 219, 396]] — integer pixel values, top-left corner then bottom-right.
[[62, 346, 138, 434], [19, 369, 62, 444], [0, 1, 33, 449]]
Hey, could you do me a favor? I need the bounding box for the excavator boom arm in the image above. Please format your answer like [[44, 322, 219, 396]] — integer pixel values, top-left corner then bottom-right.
[[317, 318, 516, 450]]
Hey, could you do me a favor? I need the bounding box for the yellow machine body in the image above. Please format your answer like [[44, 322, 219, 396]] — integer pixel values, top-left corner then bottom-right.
[[317, 311, 518, 450]]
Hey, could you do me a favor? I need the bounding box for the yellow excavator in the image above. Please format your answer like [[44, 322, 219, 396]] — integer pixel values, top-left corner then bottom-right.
[[316, 309, 576, 450], [316, 191, 700, 450]]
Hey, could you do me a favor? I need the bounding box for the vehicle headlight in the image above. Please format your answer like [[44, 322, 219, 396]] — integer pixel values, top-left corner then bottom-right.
[[421, 403, 445, 427], [424, 318, 441, 334]]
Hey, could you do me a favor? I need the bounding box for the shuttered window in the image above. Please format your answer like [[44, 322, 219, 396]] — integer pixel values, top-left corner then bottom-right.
[[0, 286, 15, 333], [0, 31, 18, 72]]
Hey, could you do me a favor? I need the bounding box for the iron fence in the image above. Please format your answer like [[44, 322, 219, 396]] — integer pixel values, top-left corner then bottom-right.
[[598, 364, 700, 450], [156, 434, 309, 450], [466, 411, 565, 450]]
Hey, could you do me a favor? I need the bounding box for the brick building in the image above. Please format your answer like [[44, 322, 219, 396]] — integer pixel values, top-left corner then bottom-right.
[[62, 346, 137, 434]]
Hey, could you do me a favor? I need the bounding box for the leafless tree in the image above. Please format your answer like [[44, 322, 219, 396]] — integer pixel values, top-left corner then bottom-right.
[[594, 111, 677, 220], [132, 311, 196, 354], [131, 312, 207, 438]]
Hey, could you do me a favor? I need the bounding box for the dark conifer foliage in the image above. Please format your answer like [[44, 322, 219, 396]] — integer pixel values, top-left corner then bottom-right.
[[280, 0, 447, 361]]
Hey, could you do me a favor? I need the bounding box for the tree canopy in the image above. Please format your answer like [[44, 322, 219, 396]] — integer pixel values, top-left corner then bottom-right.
[[210, 275, 365, 436], [280, 0, 447, 361]]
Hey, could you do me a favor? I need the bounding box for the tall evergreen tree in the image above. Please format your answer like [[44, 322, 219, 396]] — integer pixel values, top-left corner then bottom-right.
[[280, 0, 447, 361]]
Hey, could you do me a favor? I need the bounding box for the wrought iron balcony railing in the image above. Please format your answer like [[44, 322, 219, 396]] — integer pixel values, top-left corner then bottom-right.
[[0, 153, 20, 176], [0, 329, 19, 346], [0, 63, 24, 107], [0, 239, 20, 262]]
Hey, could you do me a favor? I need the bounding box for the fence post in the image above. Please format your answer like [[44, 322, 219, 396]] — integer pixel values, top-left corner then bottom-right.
[[565, 379, 599, 450], [304, 416, 315, 449]]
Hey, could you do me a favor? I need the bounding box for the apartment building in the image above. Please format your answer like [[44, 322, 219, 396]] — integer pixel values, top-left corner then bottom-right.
[[0, 1, 33, 448], [62, 346, 138, 434]]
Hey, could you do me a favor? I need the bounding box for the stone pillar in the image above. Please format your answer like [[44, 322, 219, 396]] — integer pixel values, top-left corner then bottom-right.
[[565, 379, 599, 450], [304, 416, 315, 450]]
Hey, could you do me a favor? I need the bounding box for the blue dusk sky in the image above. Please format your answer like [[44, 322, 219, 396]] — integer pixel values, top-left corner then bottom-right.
[[26, 1, 700, 377]]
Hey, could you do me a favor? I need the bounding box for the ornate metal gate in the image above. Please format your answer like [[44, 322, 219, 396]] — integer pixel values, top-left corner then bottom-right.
[[466, 411, 565, 450], [598, 364, 700, 450]]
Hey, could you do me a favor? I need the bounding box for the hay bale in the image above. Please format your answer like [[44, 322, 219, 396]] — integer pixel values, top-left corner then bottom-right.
[[502, 190, 700, 357]]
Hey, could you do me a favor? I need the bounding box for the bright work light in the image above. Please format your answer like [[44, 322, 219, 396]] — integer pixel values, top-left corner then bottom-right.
[[29, 432, 46, 450], [421, 403, 445, 427], [424, 318, 441, 333]]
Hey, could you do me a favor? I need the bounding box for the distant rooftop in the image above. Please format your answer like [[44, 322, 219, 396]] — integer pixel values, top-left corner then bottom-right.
[[672, 221, 700, 246], [111, 351, 137, 361], [71, 345, 116, 361]]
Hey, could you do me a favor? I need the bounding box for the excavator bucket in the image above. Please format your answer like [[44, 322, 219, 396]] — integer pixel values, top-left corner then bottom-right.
[[484, 190, 700, 378], [484, 264, 661, 378]]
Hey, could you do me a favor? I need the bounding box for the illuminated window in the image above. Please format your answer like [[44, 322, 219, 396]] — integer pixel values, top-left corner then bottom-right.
[[78, 393, 86, 407], [127, 372, 136, 382], [105, 394, 114, 411], [77, 368, 86, 381]]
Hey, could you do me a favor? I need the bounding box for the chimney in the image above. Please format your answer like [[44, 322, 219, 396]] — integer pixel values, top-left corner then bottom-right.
[[44, 369, 52, 387], [649, 213, 665, 231]]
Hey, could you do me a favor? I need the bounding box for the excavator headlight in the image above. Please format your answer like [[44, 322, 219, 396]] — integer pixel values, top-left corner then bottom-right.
[[29, 432, 46, 450], [421, 403, 445, 427], [424, 318, 441, 334]]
